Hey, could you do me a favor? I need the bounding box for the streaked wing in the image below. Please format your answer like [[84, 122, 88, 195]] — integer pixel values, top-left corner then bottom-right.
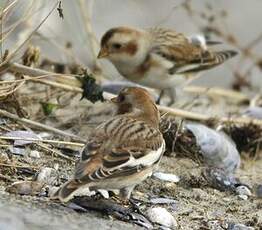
[[148, 27, 237, 75], [75, 116, 164, 183]]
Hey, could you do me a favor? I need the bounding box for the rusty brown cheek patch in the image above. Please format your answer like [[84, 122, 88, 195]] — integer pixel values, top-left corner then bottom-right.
[[123, 42, 138, 55]]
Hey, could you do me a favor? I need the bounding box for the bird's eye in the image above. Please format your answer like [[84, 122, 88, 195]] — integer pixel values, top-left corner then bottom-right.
[[118, 94, 125, 102], [112, 43, 122, 49]]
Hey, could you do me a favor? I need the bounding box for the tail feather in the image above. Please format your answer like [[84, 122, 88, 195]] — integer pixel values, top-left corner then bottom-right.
[[214, 50, 238, 65], [54, 180, 81, 203], [176, 49, 238, 74]]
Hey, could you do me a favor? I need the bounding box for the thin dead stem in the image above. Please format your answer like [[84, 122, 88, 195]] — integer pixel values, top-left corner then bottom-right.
[[0, 136, 85, 147], [0, 109, 84, 141]]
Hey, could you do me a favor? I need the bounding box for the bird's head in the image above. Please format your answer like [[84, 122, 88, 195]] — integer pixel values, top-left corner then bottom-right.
[[111, 87, 160, 127], [98, 27, 150, 66]]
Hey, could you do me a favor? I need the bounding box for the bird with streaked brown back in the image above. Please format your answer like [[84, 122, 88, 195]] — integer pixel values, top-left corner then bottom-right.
[[52, 87, 165, 202]]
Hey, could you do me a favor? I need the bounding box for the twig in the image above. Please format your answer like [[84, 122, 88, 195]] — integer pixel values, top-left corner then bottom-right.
[[0, 109, 84, 141], [0, 80, 25, 98], [37, 143, 75, 162], [24, 76, 83, 93], [0, 162, 39, 170], [0, 0, 18, 20], [184, 86, 249, 103], [0, 136, 85, 147], [8, 62, 75, 78], [159, 105, 209, 121], [0, 173, 15, 182]]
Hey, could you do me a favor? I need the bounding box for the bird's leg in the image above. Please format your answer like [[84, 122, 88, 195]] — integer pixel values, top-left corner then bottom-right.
[[119, 186, 135, 201], [156, 90, 165, 105], [119, 186, 143, 213], [167, 88, 176, 106]]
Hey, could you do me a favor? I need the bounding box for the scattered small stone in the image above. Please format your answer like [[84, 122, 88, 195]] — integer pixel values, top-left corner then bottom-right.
[[202, 167, 237, 192], [146, 207, 177, 229], [8, 146, 26, 156], [29, 150, 41, 159], [243, 106, 262, 119], [153, 172, 180, 183], [254, 184, 262, 198], [228, 223, 255, 230], [149, 197, 178, 205], [0, 72, 15, 81], [238, 194, 248, 200], [4, 130, 42, 146], [235, 185, 252, 197], [97, 189, 109, 199], [48, 186, 59, 197], [37, 167, 58, 185], [6, 181, 45, 195]]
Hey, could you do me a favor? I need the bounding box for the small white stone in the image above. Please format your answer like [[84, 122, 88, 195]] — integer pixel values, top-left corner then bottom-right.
[[153, 172, 180, 183], [146, 207, 177, 229], [230, 223, 255, 230], [236, 186, 252, 196], [29, 150, 41, 158], [98, 189, 109, 199], [237, 194, 248, 200], [1, 73, 15, 81], [37, 167, 58, 185]]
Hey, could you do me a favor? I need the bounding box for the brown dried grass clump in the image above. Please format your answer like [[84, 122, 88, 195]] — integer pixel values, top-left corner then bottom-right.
[[222, 123, 262, 157], [159, 116, 204, 164]]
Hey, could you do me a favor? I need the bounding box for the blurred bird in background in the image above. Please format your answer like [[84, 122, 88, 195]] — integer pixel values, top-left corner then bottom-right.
[[98, 26, 238, 105]]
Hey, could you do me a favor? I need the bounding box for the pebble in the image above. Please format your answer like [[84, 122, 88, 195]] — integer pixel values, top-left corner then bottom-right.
[[228, 223, 255, 230], [237, 194, 248, 200], [149, 197, 178, 205], [1, 72, 15, 81], [37, 167, 58, 185], [255, 184, 262, 198], [235, 185, 252, 197], [8, 146, 26, 156], [29, 150, 41, 159], [6, 181, 44, 195], [152, 172, 180, 183], [97, 189, 109, 199], [146, 207, 177, 229]]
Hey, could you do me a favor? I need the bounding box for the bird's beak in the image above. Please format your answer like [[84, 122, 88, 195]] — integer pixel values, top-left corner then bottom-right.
[[110, 96, 118, 103], [97, 48, 109, 59]]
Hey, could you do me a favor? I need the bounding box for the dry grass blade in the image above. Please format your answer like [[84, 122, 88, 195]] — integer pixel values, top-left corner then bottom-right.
[[0, 136, 85, 147], [0, 162, 39, 170], [184, 86, 249, 103], [0, 109, 84, 141], [0, 0, 18, 20], [37, 143, 75, 162], [0, 80, 25, 98]]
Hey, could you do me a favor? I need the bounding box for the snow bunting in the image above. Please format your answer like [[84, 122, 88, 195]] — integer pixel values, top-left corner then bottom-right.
[[98, 26, 238, 104], [55, 87, 165, 202]]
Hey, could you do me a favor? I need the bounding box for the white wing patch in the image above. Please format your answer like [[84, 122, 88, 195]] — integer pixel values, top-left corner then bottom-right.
[[108, 141, 165, 172]]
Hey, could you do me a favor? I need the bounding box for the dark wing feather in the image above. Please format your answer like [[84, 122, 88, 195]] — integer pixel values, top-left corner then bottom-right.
[[74, 116, 164, 183], [148, 27, 237, 75]]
